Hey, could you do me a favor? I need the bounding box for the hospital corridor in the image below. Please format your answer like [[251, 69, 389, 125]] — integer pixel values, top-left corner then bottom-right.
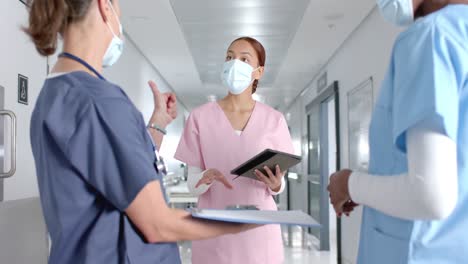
[[1, 0, 468, 264]]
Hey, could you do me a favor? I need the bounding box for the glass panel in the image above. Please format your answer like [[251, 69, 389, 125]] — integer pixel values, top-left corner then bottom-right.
[[307, 104, 320, 238]]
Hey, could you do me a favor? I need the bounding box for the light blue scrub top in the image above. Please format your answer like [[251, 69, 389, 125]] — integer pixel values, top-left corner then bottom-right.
[[30, 72, 181, 264], [358, 5, 468, 264]]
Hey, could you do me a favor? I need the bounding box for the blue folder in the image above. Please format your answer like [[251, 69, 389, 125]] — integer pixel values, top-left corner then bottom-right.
[[190, 209, 320, 227]]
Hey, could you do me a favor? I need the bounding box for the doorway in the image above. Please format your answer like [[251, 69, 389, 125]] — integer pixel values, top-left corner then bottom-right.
[[305, 81, 341, 262]]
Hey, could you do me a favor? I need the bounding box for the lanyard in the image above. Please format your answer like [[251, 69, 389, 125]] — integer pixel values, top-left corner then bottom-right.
[[59, 52, 106, 81]]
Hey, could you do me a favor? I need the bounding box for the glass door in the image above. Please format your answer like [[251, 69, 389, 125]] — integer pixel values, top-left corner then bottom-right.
[[305, 82, 340, 256], [307, 104, 321, 241]]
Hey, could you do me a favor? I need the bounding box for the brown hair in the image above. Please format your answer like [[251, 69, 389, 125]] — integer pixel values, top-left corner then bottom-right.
[[24, 0, 94, 56], [230, 37, 266, 94]]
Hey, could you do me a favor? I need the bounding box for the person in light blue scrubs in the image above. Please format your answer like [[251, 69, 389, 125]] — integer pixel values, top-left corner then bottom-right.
[[25, 0, 256, 263], [328, 1, 468, 263]]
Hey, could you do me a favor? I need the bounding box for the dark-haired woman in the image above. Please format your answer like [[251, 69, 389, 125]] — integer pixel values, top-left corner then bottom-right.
[[26, 0, 257, 263], [175, 37, 294, 264]]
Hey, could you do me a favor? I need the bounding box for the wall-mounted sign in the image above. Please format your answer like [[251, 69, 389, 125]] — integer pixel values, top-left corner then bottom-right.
[[317, 72, 327, 94], [18, 74, 28, 105]]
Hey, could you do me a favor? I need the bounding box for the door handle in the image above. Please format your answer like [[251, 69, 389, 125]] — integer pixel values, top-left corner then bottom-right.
[[0, 110, 16, 179]]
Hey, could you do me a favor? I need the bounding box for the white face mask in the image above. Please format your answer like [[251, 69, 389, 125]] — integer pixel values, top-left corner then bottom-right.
[[377, 0, 414, 26], [103, 0, 124, 68], [221, 59, 260, 95]]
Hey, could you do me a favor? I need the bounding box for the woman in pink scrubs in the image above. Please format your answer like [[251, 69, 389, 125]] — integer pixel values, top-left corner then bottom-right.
[[175, 37, 294, 264]]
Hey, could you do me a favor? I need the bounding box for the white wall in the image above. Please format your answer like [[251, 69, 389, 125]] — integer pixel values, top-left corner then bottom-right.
[[103, 36, 188, 177], [0, 0, 47, 201], [284, 7, 402, 264]]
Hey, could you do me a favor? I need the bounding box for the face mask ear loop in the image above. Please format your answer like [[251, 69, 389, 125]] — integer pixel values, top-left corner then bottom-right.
[[106, 21, 118, 38], [251, 66, 261, 89], [252, 66, 262, 80], [106, 1, 122, 38]]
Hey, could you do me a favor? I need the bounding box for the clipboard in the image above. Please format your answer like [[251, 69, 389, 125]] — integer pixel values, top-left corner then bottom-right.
[[231, 149, 302, 181], [190, 209, 320, 227]]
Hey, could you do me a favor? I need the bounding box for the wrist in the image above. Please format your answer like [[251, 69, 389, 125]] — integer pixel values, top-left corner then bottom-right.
[[270, 184, 281, 193], [345, 171, 358, 201], [148, 123, 167, 135], [149, 115, 169, 129], [345, 174, 351, 198], [347, 171, 361, 204]]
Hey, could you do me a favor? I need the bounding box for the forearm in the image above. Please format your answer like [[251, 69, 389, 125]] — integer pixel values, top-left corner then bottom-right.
[[349, 121, 458, 220], [147, 128, 164, 151], [350, 171, 436, 219], [128, 181, 252, 244], [155, 209, 248, 242]]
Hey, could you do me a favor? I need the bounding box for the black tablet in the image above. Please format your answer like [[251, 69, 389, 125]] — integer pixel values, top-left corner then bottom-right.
[[231, 149, 302, 181]]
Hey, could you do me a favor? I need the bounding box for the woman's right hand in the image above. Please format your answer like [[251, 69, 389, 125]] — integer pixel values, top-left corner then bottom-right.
[[196, 169, 233, 189], [148, 80, 177, 128]]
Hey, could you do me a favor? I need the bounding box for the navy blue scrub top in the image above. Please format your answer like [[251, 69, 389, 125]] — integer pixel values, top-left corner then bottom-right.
[[30, 71, 181, 264]]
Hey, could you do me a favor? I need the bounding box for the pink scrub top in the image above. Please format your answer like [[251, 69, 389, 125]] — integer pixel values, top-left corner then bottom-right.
[[175, 101, 294, 264]]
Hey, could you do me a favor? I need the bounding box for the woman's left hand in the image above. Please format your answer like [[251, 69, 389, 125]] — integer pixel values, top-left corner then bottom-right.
[[148, 80, 177, 128], [254, 165, 285, 192]]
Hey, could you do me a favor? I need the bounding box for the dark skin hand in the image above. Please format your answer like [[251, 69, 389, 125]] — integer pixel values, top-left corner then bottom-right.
[[327, 169, 360, 217], [341, 201, 359, 217]]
